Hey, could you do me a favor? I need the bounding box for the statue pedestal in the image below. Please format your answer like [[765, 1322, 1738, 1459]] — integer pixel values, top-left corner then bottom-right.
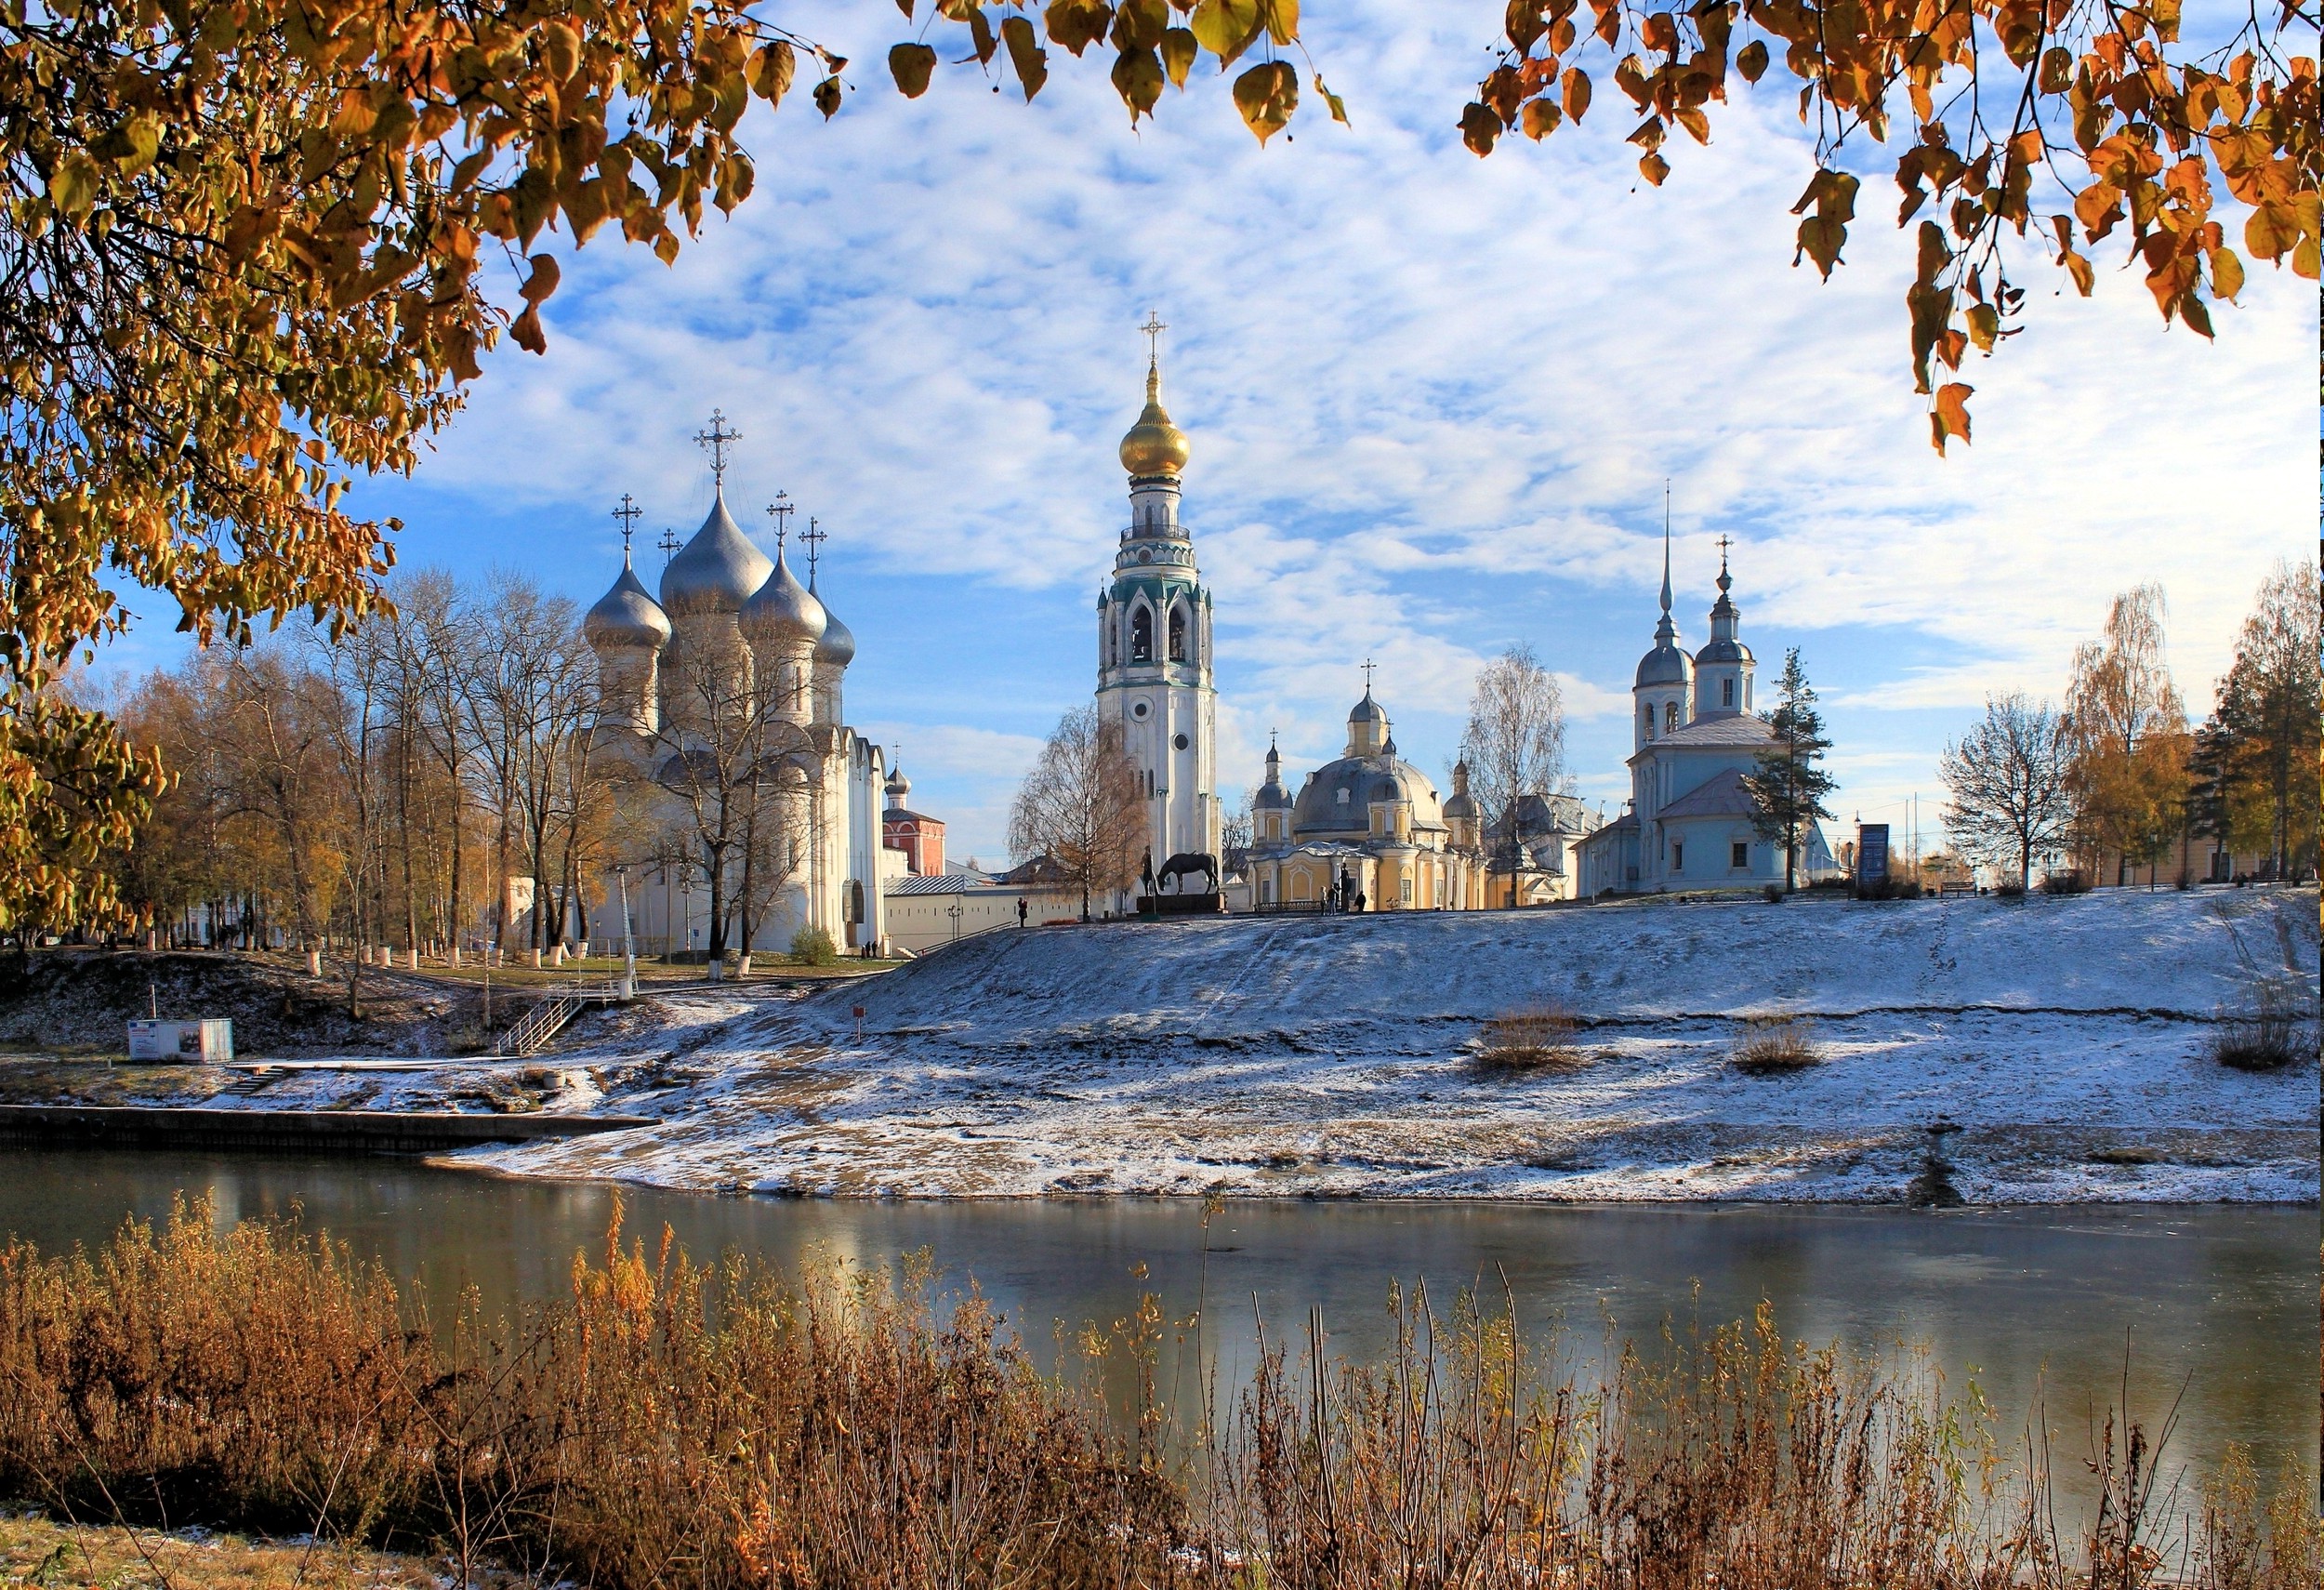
[[1137, 892, 1223, 917]]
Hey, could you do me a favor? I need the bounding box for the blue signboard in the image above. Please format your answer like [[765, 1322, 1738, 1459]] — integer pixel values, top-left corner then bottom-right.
[[1857, 823, 1890, 882]]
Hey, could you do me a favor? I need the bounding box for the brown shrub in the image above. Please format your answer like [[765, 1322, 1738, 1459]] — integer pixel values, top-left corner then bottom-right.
[[2208, 980, 2314, 1071], [1732, 1014, 1821, 1074], [1475, 1003, 1590, 1074]]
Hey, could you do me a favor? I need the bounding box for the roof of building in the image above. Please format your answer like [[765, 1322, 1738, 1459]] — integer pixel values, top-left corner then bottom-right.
[[741, 546, 826, 644], [1651, 713, 1776, 749], [881, 809, 944, 828], [1655, 766, 1760, 819], [660, 487, 774, 617], [584, 558, 671, 650], [1289, 752, 1446, 839], [812, 577, 856, 667], [887, 874, 974, 895]]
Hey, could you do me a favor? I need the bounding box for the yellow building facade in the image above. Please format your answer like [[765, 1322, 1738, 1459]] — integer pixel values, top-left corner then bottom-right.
[[1243, 692, 1490, 912]]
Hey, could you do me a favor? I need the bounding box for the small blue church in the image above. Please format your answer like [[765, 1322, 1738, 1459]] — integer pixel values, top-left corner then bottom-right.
[[1578, 539, 1839, 896]]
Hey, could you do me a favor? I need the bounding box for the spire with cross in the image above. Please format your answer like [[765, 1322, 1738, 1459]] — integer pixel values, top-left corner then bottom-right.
[[656, 525, 682, 566], [764, 491, 793, 555], [694, 409, 741, 485], [800, 516, 827, 588], [1141, 310, 1167, 368], [1360, 656, 1378, 695], [612, 494, 642, 565]]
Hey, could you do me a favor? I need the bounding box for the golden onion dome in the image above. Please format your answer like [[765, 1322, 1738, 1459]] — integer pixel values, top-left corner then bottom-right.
[[1117, 361, 1191, 478]]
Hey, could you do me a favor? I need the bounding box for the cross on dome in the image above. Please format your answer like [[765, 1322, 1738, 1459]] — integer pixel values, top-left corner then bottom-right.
[[694, 409, 741, 482], [655, 525, 681, 565], [800, 516, 827, 581], [612, 494, 641, 563], [1360, 657, 1377, 693], [765, 493, 793, 554], [1141, 309, 1168, 365]]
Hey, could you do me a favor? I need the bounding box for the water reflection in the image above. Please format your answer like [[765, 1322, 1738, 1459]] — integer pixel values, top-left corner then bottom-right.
[[2, 1150, 2311, 1501]]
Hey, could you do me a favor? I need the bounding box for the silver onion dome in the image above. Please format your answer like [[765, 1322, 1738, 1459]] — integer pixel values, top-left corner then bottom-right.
[[812, 578, 856, 668], [584, 560, 671, 650], [741, 547, 827, 644], [659, 488, 773, 618]]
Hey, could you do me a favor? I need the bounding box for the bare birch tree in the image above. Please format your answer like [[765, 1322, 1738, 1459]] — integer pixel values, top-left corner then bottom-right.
[[1008, 705, 1147, 921], [1458, 644, 1566, 907], [1939, 692, 2076, 892]]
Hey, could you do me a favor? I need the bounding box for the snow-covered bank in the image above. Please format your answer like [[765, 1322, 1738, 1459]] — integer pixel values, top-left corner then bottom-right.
[[469, 886, 2317, 1203], [24, 889, 2311, 1203]]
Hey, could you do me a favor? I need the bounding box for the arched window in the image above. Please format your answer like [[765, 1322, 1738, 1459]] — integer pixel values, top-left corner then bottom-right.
[[1129, 605, 1153, 663], [1643, 705, 1655, 740], [1722, 677, 1735, 708], [1261, 877, 1274, 904], [1167, 603, 1188, 662], [1664, 701, 1679, 734]]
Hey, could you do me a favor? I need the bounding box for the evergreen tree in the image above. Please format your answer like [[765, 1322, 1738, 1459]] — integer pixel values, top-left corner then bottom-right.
[[1743, 649, 1837, 892]]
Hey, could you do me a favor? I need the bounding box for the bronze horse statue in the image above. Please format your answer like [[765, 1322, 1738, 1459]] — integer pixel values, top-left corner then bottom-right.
[[1155, 852, 1220, 895]]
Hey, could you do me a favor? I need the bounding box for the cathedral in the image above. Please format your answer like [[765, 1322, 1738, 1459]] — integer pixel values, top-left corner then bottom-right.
[[1243, 692, 1491, 910], [584, 421, 891, 956], [1094, 327, 1221, 869], [1577, 537, 1838, 895]]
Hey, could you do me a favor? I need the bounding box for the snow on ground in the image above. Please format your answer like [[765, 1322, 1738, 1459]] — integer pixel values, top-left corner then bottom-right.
[[455, 886, 2318, 1204]]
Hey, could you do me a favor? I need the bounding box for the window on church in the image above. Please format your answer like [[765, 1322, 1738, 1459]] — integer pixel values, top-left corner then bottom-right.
[[1723, 678, 1734, 707], [1400, 877, 1412, 904], [1732, 841, 1749, 868], [1261, 878, 1274, 904], [1665, 702, 1679, 733], [1643, 705, 1654, 740], [1167, 603, 1188, 662], [1336, 787, 1349, 809], [1129, 606, 1153, 663], [1671, 841, 1684, 872]]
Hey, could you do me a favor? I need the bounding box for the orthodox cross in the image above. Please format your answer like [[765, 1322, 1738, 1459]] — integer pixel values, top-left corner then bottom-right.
[[1716, 532, 1733, 569], [1360, 657, 1377, 693], [693, 409, 740, 482], [1141, 310, 1167, 363], [656, 525, 682, 565], [612, 494, 641, 560], [800, 516, 827, 582], [764, 491, 793, 554]]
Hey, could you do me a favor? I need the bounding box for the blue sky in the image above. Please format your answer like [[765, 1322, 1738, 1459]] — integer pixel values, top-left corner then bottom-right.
[[98, 0, 2317, 863]]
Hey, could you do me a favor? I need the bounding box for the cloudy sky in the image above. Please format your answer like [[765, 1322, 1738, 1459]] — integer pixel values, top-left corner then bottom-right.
[[106, 0, 2317, 863]]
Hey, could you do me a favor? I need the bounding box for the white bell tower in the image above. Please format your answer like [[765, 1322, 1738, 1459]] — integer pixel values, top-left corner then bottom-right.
[[1094, 314, 1218, 865]]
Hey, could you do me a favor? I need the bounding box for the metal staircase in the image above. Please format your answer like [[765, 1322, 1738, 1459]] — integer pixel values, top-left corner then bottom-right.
[[495, 978, 620, 1058]]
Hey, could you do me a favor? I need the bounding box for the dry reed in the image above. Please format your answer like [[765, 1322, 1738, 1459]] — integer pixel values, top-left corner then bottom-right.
[[0, 1199, 2312, 1590], [2207, 980, 2313, 1071], [1475, 1003, 1590, 1074], [1732, 1014, 1821, 1074]]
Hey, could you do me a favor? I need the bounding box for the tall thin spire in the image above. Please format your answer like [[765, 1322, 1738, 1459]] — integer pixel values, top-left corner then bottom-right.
[[1659, 480, 1672, 616]]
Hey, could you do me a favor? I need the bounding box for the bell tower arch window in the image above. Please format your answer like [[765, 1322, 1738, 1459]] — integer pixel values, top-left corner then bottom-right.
[[1167, 602, 1188, 663], [1129, 604, 1153, 664], [1664, 701, 1679, 734]]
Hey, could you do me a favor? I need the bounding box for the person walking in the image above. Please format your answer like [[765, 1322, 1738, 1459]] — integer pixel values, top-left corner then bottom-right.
[[1016, 896, 1029, 928]]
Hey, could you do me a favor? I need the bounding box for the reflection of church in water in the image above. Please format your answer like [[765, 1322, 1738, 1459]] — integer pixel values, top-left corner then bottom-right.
[[583, 417, 891, 955]]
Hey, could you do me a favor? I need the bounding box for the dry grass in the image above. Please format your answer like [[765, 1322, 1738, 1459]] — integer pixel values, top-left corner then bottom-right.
[[2207, 981, 2314, 1071], [1475, 1003, 1590, 1075], [0, 1511, 449, 1589], [1, 1201, 2315, 1590], [1732, 1014, 1821, 1074]]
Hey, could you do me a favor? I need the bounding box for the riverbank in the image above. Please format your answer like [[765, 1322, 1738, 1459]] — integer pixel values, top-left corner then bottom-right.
[[2, 888, 2314, 1203]]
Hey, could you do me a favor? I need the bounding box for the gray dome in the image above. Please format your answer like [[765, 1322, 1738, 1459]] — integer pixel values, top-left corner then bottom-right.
[[1635, 642, 1696, 688], [1348, 691, 1388, 725], [1289, 753, 1445, 838], [1442, 789, 1477, 820], [1695, 638, 1754, 666], [1255, 783, 1293, 810], [741, 548, 826, 644], [660, 489, 773, 618], [812, 587, 856, 667], [584, 561, 670, 650]]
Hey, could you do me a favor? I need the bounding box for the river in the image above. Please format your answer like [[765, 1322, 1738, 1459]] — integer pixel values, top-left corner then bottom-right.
[[2, 1149, 2312, 1499]]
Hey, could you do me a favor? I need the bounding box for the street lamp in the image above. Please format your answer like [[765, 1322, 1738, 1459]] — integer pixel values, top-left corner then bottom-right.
[[945, 896, 965, 942]]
